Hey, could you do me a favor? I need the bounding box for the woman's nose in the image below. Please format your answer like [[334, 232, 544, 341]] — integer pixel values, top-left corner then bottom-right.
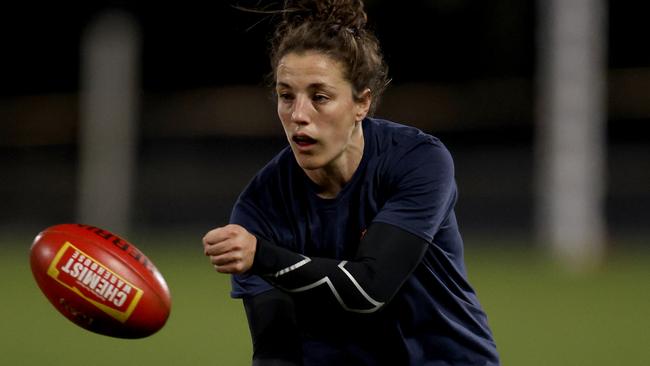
[[291, 95, 310, 124]]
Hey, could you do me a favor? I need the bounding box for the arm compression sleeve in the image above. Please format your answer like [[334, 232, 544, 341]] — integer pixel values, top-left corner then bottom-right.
[[243, 289, 302, 366], [250, 222, 428, 313]]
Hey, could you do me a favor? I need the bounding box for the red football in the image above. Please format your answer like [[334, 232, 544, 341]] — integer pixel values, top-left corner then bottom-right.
[[30, 223, 172, 338]]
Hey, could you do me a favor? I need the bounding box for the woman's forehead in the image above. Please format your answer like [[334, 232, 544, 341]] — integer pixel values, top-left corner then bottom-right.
[[276, 51, 347, 87]]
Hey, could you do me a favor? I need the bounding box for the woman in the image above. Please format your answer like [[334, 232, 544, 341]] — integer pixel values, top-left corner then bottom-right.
[[203, 1, 500, 365]]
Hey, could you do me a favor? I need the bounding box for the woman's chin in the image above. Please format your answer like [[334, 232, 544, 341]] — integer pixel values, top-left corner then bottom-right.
[[294, 157, 322, 171], [292, 151, 326, 171]]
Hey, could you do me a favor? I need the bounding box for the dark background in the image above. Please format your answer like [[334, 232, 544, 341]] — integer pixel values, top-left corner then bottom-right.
[[1, 0, 649, 242], [4, 1, 649, 92], [4, 1, 538, 94]]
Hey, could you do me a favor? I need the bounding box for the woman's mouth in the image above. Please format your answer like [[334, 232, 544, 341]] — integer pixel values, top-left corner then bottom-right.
[[292, 134, 317, 148]]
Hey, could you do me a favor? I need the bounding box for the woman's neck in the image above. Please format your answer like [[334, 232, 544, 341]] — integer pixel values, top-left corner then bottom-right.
[[304, 126, 365, 199]]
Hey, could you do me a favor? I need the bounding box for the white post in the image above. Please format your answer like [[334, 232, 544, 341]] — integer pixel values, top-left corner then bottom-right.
[[77, 10, 140, 235], [535, 0, 607, 269]]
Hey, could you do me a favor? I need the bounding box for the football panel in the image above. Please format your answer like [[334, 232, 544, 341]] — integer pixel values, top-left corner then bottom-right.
[[30, 226, 171, 338]]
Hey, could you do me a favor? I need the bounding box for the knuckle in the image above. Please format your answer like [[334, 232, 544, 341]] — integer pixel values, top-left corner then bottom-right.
[[221, 228, 234, 237], [227, 224, 244, 235], [218, 265, 231, 274], [203, 229, 218, 243]]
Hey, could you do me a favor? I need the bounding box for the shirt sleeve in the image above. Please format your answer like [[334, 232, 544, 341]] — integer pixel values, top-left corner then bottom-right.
[[230, 198, 275, 298], [372, 140, 457, 243]]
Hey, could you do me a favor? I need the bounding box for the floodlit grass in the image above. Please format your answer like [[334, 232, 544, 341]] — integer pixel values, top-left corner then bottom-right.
[[3, 231, 649, 365], [465, 244, 650, 366], [2, 231, 251, 366]]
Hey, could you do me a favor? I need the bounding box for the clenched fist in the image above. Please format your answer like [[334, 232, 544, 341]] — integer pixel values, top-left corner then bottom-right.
[[203, 224, 257, 274]]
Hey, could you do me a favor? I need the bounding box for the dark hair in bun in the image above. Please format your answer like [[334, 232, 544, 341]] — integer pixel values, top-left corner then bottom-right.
[[270, 0, 389, 115], [278, 0, 367, 34]]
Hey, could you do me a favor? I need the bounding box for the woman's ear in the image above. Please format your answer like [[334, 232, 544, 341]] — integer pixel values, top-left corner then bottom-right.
[[355, 88, 372, 122]]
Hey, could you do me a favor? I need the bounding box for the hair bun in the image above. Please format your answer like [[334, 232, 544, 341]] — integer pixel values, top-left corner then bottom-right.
[[283, 0, 367, 32]]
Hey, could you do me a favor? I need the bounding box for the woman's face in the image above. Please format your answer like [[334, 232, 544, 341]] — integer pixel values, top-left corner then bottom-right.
[[276, 51, 370, 172]]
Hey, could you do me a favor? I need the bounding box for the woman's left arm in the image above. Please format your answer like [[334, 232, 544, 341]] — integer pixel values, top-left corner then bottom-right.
[[204, 222, 428, 313]]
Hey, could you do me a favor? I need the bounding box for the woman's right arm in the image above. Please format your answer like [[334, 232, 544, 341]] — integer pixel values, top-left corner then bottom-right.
[[243, 288, 303, 366]]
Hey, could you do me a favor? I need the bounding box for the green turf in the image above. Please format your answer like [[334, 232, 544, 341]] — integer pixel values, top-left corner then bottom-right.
[[3, 231, 649, 365], [465, 245, 650, 366], [2, 231, 251, 366]]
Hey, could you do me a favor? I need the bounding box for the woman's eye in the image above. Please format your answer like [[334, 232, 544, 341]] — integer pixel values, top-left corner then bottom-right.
[[279, 93, 294, 101], [313, 94, 329, 103]]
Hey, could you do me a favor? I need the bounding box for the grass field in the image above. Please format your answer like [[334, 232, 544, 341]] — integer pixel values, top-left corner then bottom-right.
[[2, 230, 649, 365]]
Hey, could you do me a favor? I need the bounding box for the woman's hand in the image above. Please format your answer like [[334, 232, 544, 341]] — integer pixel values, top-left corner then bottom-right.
[[203, 224, 257, 274]]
